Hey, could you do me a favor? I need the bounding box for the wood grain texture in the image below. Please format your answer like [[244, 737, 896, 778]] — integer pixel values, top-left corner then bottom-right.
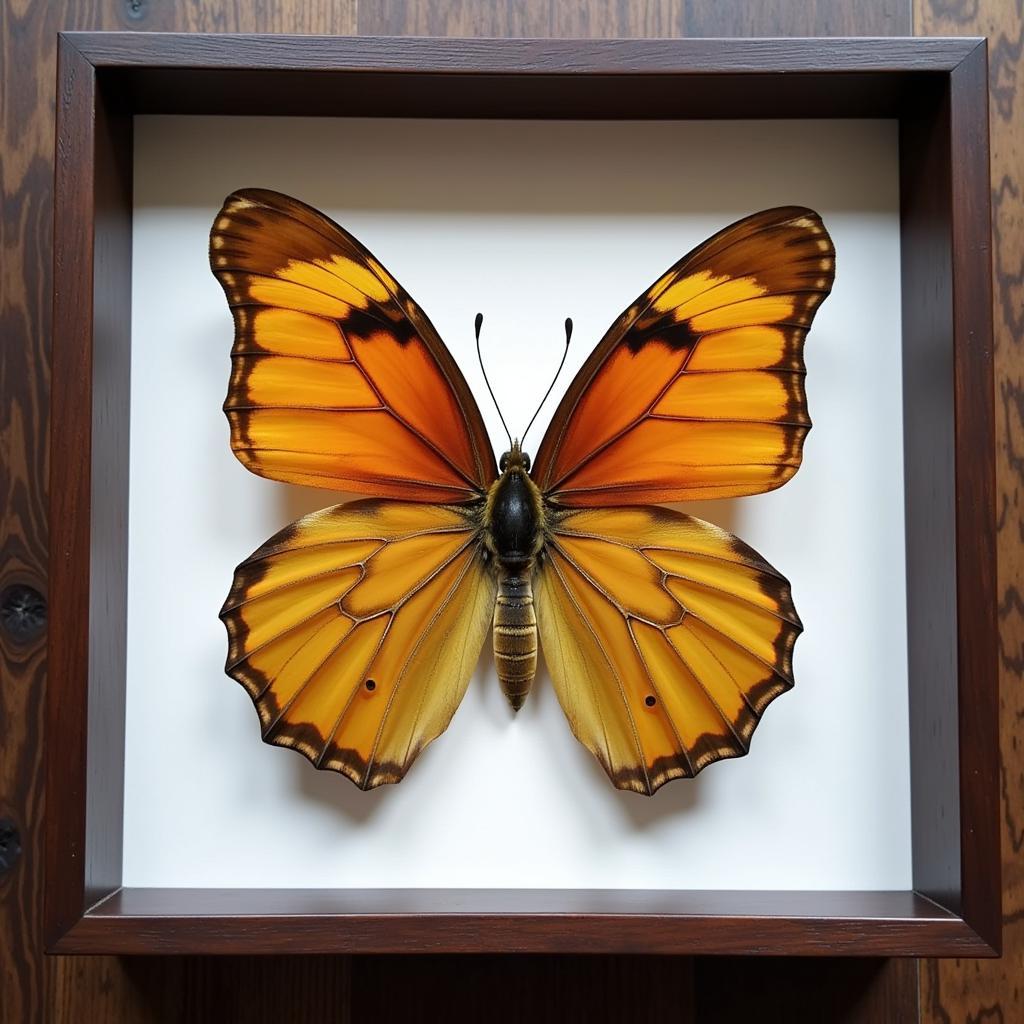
[[682, 0, 911, 36], [69, 31, 974, 72], [3, 6, 352, 1024], [352, 955, 691, 1024], [51, 955, 352, 1024], [11, 0, 1002, 1022], [52, 888, 975, 957], [358, 0, 911, 36], [359, 0, 684, 37], [915, 0, 1024, 1016], [696, 957, 920, 1024], [947, 39, 1001, 953]]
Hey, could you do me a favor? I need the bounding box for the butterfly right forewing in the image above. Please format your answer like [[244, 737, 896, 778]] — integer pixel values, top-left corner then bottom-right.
[[532, 207, 835, 505]]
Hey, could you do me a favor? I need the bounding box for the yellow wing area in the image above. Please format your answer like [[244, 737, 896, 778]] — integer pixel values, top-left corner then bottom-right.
[[535, 506, 801, 794], [211, 189, 496, 502], [221, 501, 495, 789], [532, 207, 835, 505]]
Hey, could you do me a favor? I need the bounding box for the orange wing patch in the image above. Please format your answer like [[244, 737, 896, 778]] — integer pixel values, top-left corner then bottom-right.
[[536, 506, 800, 794], [221, 500, 496, 789], [211, 189, 496, 501], [532, 208, 834, 505]]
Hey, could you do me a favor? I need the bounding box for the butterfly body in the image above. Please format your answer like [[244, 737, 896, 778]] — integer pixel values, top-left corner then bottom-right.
[[210, 190, 835, 794], [484, 443, 545, 709]]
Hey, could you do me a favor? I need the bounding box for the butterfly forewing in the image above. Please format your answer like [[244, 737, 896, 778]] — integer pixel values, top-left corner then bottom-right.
[[211, 189, 500, 788], [211, 189, 497, 501], [532, 207, 834, 505]]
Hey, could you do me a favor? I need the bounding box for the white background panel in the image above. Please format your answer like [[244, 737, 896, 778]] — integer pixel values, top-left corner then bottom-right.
[[123, 116, 909, 889]]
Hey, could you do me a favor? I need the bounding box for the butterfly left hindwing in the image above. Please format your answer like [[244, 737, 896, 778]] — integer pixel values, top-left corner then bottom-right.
[[221, 500, 495, 789]]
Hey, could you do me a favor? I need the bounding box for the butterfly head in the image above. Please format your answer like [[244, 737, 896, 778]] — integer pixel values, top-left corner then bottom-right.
[[499, 440, 531, 475]]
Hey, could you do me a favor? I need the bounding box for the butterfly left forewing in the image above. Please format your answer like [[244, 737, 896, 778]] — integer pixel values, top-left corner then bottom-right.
[[535, 506, 800, 794], [221, 499, 496, 789], [211, 188, 497, 501]]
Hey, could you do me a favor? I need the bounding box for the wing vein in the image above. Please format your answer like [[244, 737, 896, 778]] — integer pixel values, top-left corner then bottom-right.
[[683, 610, 795, 686], [318, 535, 481, 775], [337, 332, 484, 493], [625, 619, 693, 775], [227, 527, 477, 672], [661, 627, 750, 753], [366, 546, 482, 779], [547, 551, 651, 792], [679, 622, 762, 722]]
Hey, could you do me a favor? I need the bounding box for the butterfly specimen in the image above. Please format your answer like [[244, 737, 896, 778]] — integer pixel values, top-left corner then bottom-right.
[[210, 190, 835, 795]]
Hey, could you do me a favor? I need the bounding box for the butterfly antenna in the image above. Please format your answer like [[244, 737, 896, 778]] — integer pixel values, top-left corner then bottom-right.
[[521, 318, 573, 447], [475, 313, 513, 448]]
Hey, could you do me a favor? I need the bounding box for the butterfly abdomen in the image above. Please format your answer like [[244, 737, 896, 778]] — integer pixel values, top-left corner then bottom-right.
[[484, 446, 545, 710], [494, 567, 538, 710]]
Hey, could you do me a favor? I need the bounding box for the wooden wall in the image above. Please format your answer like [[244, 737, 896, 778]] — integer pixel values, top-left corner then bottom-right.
[[1, 0, 1018, 1020]]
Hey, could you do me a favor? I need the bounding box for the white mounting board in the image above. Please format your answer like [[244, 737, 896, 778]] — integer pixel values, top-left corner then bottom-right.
[[123, 116, 910, 890]]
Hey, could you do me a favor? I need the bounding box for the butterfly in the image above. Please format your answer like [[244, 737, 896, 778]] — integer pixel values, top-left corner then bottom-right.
[[210, 189, 835, 795]]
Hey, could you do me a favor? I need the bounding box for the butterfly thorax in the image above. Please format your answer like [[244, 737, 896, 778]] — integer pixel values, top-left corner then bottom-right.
[[484, 443, 545, 711]]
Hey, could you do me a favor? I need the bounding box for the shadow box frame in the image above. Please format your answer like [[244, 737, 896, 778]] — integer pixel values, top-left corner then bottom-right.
[[45, 31, 999, 958]]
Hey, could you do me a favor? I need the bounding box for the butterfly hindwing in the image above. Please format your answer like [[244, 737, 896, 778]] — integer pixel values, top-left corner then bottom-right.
[[531, 207, 835, 505], [535, 506, 801, 794], [211, 189, 497, 501], [221, 500, 496, 789]]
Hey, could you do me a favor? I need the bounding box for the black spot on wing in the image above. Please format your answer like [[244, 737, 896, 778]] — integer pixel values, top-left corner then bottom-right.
[[607, 672, 793, 796], [624, 317, 700, 355], [338, 305, 418, 347]]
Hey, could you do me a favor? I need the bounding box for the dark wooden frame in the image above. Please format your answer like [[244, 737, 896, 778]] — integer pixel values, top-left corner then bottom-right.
[[46, 32, 999, 958]]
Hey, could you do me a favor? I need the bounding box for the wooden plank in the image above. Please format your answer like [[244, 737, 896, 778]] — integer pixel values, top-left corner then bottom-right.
[[7, 0, 985, 1023], [915, 0, 1024, 1016], [2, 6, 356, 1024], [352, 955, 692, 1024], [359, 0, 912, 37], [696, 958, 919, 1024], [359, 0, 684, 37], [682, 0, 911, 36], [53, 887, 973, 957]]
